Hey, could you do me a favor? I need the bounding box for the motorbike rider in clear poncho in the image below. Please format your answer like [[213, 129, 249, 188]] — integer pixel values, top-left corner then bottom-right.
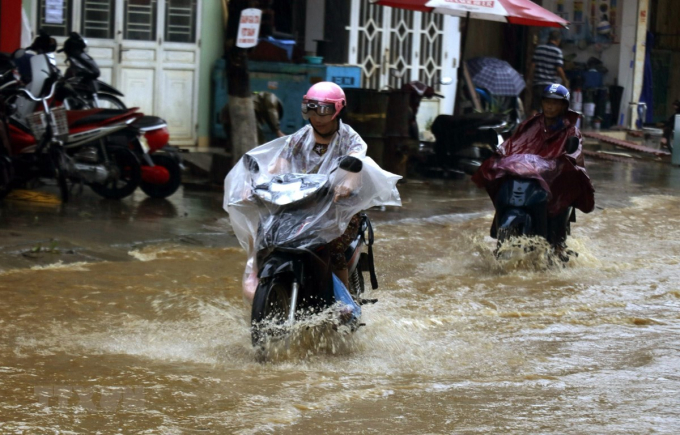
[[224, 82, 401, 305]]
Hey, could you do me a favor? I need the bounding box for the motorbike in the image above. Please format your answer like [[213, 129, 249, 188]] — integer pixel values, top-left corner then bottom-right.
[[242, 155, 379, 349], [402, 80, 521, 178], [58, 32, 183, 198], [1, 54, 142, 202], [489, 136, 581, 257], [59, 32, 126, 110], [10, 33, 183, 199]]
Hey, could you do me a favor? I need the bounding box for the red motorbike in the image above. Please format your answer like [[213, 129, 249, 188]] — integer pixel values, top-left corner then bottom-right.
[[1, 55, 144, 202], [58, 32, 182, 198], [11, 32, 182, 199]]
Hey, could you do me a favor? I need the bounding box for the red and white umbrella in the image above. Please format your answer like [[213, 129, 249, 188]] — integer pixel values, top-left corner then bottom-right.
[[373, 0, 568, 112], [373, 0, 569, 28]]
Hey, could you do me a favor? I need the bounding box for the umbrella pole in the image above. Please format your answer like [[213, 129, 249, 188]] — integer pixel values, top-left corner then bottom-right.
[[454, 12, 470, 115]]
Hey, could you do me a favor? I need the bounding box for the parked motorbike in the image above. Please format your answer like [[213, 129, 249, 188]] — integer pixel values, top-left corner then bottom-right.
[[402, 80, 520, 178], [490, 137, 581, 257], [1, 54, 142, 202], [11, 33, 182, 199], [58, 32, 183, 198], [59, 32, 126, 110], [243, 155, 378, 349]]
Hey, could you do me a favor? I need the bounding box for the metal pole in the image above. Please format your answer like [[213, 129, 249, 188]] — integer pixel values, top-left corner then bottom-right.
[[453, 12, 470, 115]]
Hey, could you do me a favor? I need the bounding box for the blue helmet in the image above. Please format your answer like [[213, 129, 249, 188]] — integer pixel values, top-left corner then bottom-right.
[[542, 84, 570, 106]]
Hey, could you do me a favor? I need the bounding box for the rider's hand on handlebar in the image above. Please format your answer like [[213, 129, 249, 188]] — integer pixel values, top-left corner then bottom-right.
[[333, 171, 360, 202], [333, 185, 352, 202]]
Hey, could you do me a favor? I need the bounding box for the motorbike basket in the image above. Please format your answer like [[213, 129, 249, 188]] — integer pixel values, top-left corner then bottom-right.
[[27, 106, 69, 142]]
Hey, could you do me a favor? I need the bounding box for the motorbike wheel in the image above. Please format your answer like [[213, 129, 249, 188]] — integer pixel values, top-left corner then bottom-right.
[[349, 268, 364, 298], [496, 226, 520, 252], [497, 227, 513, 240], [89, 147, 141, 200], [251, 277, 291, 347], [94, 93, 127, 110], [140, 153, 182, 198]]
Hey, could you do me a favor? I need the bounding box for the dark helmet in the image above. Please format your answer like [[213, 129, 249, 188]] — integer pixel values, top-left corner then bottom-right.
[[61, 32, 88, 55], [542, 84, 570, 106], [29, 30, 57, 54]]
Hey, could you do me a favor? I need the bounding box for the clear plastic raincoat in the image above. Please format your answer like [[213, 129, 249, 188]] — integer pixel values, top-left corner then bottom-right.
[[224, 121, 402, 301]]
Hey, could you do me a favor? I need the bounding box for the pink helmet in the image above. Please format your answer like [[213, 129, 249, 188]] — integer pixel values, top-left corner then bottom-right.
[[303, 81, 346, 120]]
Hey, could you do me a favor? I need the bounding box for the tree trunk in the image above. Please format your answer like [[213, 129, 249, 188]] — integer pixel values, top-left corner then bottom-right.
[[225, 0, 259, 166]]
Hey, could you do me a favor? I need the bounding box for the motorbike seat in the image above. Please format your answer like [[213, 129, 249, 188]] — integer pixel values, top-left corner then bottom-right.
[[432, 113, 506, 132], [132, 115, 167, 131], [67, 108, 141, 129]]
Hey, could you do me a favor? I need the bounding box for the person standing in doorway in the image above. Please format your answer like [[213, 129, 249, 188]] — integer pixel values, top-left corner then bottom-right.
[[527, 30, 570, 116]]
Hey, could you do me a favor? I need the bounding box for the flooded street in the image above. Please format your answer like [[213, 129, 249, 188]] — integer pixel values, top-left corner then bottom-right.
[[1, 159, 679, 434]]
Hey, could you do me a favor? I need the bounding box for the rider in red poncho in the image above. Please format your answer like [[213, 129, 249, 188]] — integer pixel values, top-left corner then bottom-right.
[[472, 84, 595, 244]]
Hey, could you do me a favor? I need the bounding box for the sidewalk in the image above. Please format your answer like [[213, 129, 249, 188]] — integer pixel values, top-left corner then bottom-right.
[[580, 127, 673, 163]]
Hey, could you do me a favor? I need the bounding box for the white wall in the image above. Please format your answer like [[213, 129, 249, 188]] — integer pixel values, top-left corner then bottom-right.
[[305, 0, 325, 55]]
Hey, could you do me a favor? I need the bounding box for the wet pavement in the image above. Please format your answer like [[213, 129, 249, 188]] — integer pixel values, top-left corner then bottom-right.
[[1, 157, 680, 433]]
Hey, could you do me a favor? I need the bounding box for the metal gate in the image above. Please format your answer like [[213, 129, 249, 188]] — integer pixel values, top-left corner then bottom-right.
[[347, 0, 459, 114]]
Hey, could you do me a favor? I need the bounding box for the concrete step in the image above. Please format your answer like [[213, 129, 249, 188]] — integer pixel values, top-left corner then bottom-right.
[[180, 148, 233, 188]]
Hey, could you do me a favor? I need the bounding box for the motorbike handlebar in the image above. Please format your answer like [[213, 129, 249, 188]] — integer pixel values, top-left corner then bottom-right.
[[478, 120, 508, 132], [0, 78, 19, 92], [0, 77, 60, 103], [16, 81, 58, 102]]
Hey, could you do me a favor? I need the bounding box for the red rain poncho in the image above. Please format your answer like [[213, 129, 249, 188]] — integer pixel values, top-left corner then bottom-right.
[[472, 110, 595, 217]]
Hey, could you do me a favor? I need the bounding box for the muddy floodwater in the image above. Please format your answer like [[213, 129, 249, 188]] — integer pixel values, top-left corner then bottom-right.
[[1, 159, 680, 433]]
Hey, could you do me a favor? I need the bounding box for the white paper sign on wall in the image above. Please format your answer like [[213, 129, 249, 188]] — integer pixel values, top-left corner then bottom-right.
[[45, 0, 64, 24], [236, 8, 262, 49]]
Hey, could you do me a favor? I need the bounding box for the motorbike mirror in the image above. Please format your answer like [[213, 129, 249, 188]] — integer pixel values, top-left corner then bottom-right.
[[242, 154, 259, 173], [440, 77, 454, 86], [338, 156, 363, 173], [565, 136, 580, 154]]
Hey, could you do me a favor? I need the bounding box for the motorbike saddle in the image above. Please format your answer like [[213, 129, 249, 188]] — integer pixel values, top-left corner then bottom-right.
[[67, 108, 141, 129], [431, 113, 507, 154], [132, 115, 167, 130], [432, 113, 506, 132]]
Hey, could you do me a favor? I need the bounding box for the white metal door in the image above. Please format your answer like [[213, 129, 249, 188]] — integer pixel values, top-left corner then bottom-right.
[[117, 0, 201, 146], [348, 0, 459, 115], [34, 0, 201, 147]]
